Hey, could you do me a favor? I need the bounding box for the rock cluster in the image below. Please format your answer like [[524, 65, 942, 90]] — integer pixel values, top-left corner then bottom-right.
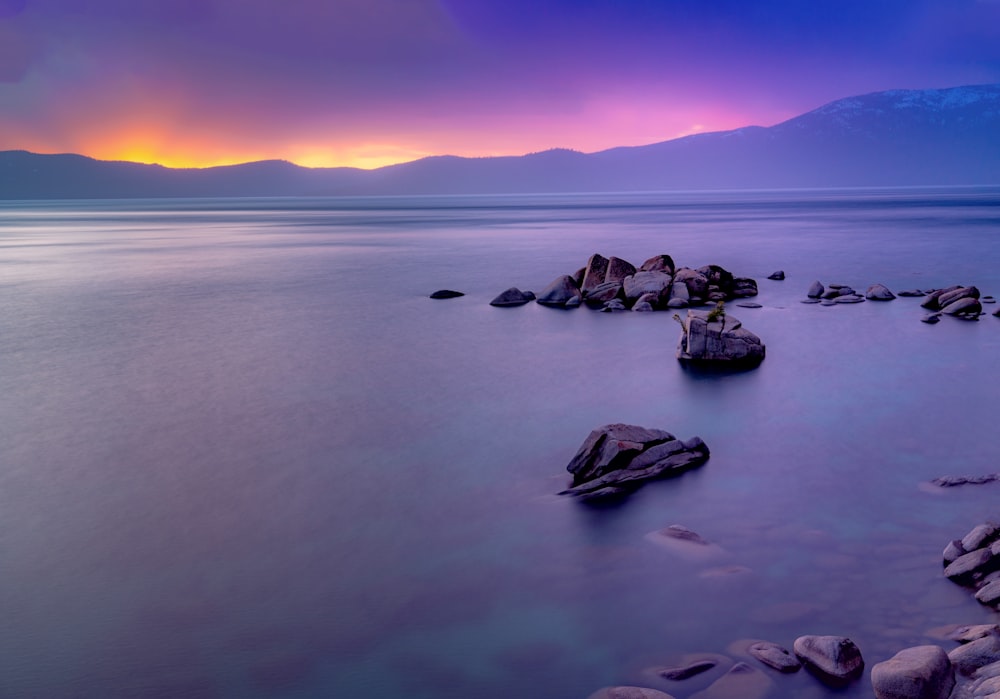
[[921, 285, 984, 321], [524, 253, 757, 312], [675, 309, 765, 366], [803, 280, 870, 305], [559, 424, 710, 501], [944, 522, 1000, 601]]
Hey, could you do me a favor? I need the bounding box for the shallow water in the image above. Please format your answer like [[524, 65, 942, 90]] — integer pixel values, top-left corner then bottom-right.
[[2, 188, 1000, 698]]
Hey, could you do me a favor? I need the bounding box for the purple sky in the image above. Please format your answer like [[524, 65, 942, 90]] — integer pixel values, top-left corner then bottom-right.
[[1, 0, 998, 168]]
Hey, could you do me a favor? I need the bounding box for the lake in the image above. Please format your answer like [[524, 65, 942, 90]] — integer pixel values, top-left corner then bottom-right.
[[2, 188, 1000, 698]]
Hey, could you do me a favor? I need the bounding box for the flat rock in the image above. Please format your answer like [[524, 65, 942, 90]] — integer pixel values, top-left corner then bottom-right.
[[949, 634, 1000, 676], [736, 302, 762, 308], [835, 294, 865, 303], [748, 641, 801, 673], [489, 287, 535, 306], [871, 645, 954, 699], [430, 289, 464, 299], [898, 289, 926, 297], [659, 660, 717, 680], [793, 635, 864, 684]]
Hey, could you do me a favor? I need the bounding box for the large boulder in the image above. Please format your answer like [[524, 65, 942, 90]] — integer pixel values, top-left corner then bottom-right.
[[536, 275, 583, 308], [676, 310, 765, 366], [561, 424, 709, 499], [793, 635, 864, 684], [623, 271, 673, 303], [489, 287, 535, 306], [866, 284, 897, 301], [605, 256, 637, 285], [674, 268, 709, 301], [639, 254, 675, 275], [870, 645, 954, 699], [941, 297, 982, 316], [581, 254, 610, 294]]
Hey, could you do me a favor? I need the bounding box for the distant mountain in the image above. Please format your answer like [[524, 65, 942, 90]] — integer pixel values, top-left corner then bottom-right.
[[3, 84, 999, 199]]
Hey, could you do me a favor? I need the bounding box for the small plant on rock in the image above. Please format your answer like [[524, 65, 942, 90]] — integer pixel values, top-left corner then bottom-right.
[[706, 301, 726, 323]]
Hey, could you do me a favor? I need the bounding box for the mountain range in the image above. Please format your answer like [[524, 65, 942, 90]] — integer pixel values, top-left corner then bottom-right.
[[2, 84, 999, 199]]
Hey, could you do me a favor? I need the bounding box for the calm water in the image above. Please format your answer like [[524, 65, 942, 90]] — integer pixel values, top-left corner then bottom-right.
[[2, 189, 1000, 698]]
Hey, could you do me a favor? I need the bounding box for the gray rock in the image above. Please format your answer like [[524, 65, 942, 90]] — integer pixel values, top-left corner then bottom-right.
[[675, 268, 709, 299], [944, 548, 998, 584], [870, 645, 954, 699], [730, 278, 759, 298], [536, 275, 583, 308], [898, 289, 926, 297], [623, 271, 673, 303], [982, 296, 996, 304], [947, 625, 1000, 644], [793, 635, 864, 683], [867, 284, 897, 301], [430, 289, 464, 299], [690, 662, 772, 699], [605, 256, 637, 284], [767, 271, 785, 280], [748, 641, 800, 673], [658, 524, 711, 546], [922, 313, 942, 324], [639, 254, 675, 275], [584, 281, 624, 307], [632, 301, 655, 312], [489, 287, 535, 306], [807, 281, 825, 298], [676, 310, 765, 366], [945, 540, 968, 564], [601, 299, 627, 312], [921, 286, 963, 310], [942, 297, 983, 316], [660, 660, 717, 680], [736, 302, 762, 309], [835, 295, 865, 304], [801, 298, 821, 304], [962, 523, 1000, 552], [561, 425, 709, 498], [587, 687, 677, 699], [939, 285, 980, 308], [581, 254, 610, 294], [696, 265, 735, 292], [976, 580, 1000, 606], [949, 633, 1000, 676]]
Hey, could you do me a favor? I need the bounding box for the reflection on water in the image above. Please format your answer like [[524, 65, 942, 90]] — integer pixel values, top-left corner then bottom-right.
[[1, 189, 999, 698]]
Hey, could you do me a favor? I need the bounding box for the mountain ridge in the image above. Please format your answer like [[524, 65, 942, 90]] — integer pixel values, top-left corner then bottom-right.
[[3, 84, 999, 199]]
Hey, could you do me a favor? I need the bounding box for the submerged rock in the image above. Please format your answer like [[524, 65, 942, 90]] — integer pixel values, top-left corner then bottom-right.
[[793, 635, 864, 684], [898, 289, 926, 297], [489, 287, 535, 306], [748, 642, 800, 673], [560, 424, 709, 500], [430, 289, 464, 299], [690, 662, 772, 699], [870, 645, 954, 699], [675, 310, 765, 366], [767, 270, 785, 280], [659, 660, 717, 680]]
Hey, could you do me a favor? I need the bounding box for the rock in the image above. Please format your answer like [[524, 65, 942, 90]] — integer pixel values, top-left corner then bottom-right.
[[976, 580, 1000, 606], [867, 284, 897, 301], [939, 285, 980, 308], [835, 295, 865, 304], [921, 286, 963, 310], [944, 540, 967, 564], [748, 641, 800, 673], [731, 278, 759, 298], [489, 287, 535, 306], [676, 310, 765, 366], [587, 687, 677, 699], [690, 662, 772, 699], [623, 271, 673, 303], [944, 548, 998, 584], [605, 257, 637, 285], [768, 271, 785, 280], [807, 281, 825, 298], [675, 268, 710, 299], [657, 524, 710, 546], [922, 313, 942, 324], [898, 289, 926, 297], [601, 299, 627, 312], [561, 424, 710, 498], [669, 280, 690, 303], [962, 523, 1000, 552], [633, 301, 655, 312], [949, 633, 1000, 676], [639, 254, 675, 275], [667, 298, 689, 308], [584, 281, 625, 307], [995, 307, 1000, 317], [941, 297, 982, 316], [736, 302, 762, 309], [870, 645, 954, 699], [581, 254, 610, 294], [793, 635, 864, 684], [801, 298, 821, 304], [430, 289, 464, 299], [697, 265, 735, 292], [947, 625, 1000, 644], [660, 660, 717, 680], [932, 475, 1000, 488], [982, 296, 996, 304], [536, 275, 583, 308]]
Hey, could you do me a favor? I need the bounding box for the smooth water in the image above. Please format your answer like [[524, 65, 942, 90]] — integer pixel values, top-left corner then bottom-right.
[[2, 189, 1000, 698]]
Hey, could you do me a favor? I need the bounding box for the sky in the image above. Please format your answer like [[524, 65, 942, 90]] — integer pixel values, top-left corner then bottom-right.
[[1, 0, 999, 169]]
